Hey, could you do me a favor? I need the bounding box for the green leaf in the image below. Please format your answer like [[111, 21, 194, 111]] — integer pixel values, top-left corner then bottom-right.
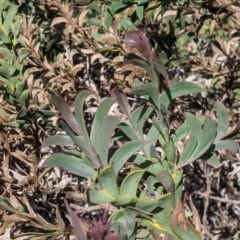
[[104, 3, 128, 29], [135, 196, 161, 212], [160, 82, 202, 108], [19, 89, 30, 104], [94, 115, 119, 167], [43, 153, 96, 179], [179, 117, 217, 167], [120, 168, 145, 195], [136, 0, 148, 20], [15, 81, 26, 98], [156, 170, 175, 193], [214, 139, 239, 153], [163, 142, 176, 165], [51, 95, 82, 136], [90, 97, 114, 144], [131, 106, 154, 137], [124, 208, 138, 237], [131, 83, 160, 109], [74, 90, 92, 142], [111, 140, 145, 174], [118, 120, 139, 140], [42, 135, 74, 147], [98, 166, 119, 198], [145, 124, 159, 158], [178, 134, 197, 166], [3, 4, 18, 35], [62, 122, 101, 169], [185, 113, 202, 142], [87, 189, 115, 204], [216, 101, 229, 140], [115, 194, 138, 206], [153, 59, 170, 84], [201, 152, 220, 168], [124, 53, 159, 86], [115, 88, 133, 126]]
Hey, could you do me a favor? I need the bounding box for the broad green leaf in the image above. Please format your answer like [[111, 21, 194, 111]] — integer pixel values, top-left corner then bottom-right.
[[170, 201, 202, 240], [62, 122, 101, 168], [19, 89, 30, 104], [98, 166, 119, 198], [156, 170, 175, 193], [178, 134, 197, 166], [104, 3, 128, 29], [120, 168, 145, 195], [51, 95, 82, 136], [74, 90, 92, 141], [94, 115, 119, 167], [185, 113, 202, 142], [87, 189, 115, 203], [214, 139, 239, 153], [124, 53, 159, 86], [153, 59, 170, 84], [142, 158, 168, 176], [152, 117, 169, 144], [42, 135, 74, 147], [90, 97, 114, 144], [147, 175, 161, 196], [111, 140, 145, 174], [153, 193, 174, 232], [124, 208, 138, 237], [216, 101, 229, 140], [135, 196, 161, 212], [201, 152, 220, 168], [43, 153, 96, 179], [136, 0, 148, 20], [145, 124, 159, 158], [131, 106, 154, 137], [15, 81, 25, 98], [3, 4, 18, 35], [163, 142, 176, 165], [115, 88, 134, 126], [118, 120, 138, 140], [171, 122, 188, 143], [131, 83, 160, 109], [160, 82, 202, 108], [179, 117, 217, 167], [115, 194, 138, 206]]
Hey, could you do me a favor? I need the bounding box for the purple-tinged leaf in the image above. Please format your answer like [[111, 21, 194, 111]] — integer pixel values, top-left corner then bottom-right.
[[123, 26, 155, 64], [64, 199, 87, 240], [51, 95, 82, 136]]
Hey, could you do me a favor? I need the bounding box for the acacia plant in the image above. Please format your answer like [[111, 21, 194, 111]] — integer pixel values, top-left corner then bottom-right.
[[42, 27, 240, 240]]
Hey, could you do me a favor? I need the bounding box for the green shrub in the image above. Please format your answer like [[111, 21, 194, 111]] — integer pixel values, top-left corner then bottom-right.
[[42, 26, 240, 240]]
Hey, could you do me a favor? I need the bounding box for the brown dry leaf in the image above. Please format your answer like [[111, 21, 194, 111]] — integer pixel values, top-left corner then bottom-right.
[[78, 9, 90, 27], [99, 34, 118, 45], [9, 194, 22, 211], [51, 17, 69, 26], [210, 19, 216, 35], [189, 195, 203, 238], [72, 63, 85, 75], [56, 205, 66, 234]]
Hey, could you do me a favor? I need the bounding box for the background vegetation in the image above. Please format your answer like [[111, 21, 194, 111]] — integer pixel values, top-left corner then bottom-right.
[[0, 0, 239, 239]]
